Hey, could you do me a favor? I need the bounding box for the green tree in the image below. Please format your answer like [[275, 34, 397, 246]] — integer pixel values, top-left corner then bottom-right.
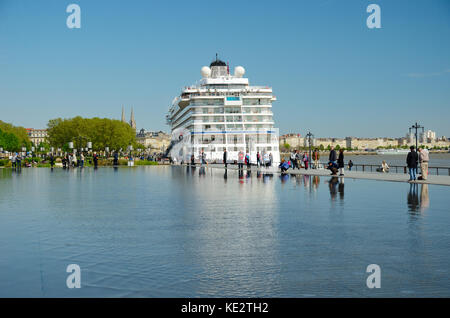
[[0, 121, 31, 151], [47, 117, 136, 152]]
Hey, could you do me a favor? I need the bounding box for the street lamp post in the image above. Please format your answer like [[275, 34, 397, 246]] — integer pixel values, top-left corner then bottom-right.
[[409, 122, 424, 150], [306, 131, 314, 168]]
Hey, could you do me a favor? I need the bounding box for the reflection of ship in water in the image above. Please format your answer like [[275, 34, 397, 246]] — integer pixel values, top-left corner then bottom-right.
[[407, 183, 429, 213]]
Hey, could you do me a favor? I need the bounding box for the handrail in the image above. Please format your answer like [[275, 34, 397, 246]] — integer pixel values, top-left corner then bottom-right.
[[314, 161, 450, 176]]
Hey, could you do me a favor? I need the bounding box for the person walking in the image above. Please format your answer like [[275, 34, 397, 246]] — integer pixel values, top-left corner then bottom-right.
[[328, 146, 337, 165], [337, 149, 344, 176], [238, 150, 244, 170], [348, 160, 353, 171], [418, 147, 429, 180], [269, 153, 273, 167], [406, 146, 418, 181], [313, 148, 320, 169], [223, 149, 227, 168], [294, 150, 301, 170], [256, 151, 261, 168], [80, 152, 85, 168]]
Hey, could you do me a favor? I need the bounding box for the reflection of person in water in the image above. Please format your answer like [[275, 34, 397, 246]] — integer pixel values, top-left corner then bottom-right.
[[420, 184, 429, 212], [338, 177, 344, 200], [238, 169, 244, 183], [303, 175, 310, 188], [223, 169, 227, 181], [313, 176, 320, 189], [280, 173, 289, 183], [328, 177, 339, 200], [407, 183, 419, 212]]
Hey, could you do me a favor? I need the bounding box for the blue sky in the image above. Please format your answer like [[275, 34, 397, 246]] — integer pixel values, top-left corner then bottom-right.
[[0, 0, 449, 138]]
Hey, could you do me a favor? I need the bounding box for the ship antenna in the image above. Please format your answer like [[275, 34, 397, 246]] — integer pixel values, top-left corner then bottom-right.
[[216, 53, 218, 61]]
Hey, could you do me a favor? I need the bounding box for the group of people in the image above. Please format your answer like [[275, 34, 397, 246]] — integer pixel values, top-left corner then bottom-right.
[[61, 152, 100, 169], [222, 149, 273, 169], [327, 146, 345, 176], [289, 150, 312, 170], [406, 146, 429, 181], [10, 153, 23, 169]]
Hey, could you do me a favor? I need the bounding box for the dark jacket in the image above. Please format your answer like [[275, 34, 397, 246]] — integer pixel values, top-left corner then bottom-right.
[[337, 152, 344, 168], [329, 149, 337, 162], [406, 151, 418, 168], [223, 151, 227, 162]]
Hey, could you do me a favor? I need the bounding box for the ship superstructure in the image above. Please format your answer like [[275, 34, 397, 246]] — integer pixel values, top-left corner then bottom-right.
[[167, 56, 280, 165]]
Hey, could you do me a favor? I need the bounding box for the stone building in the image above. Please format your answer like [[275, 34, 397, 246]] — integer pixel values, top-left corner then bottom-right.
[[136, 129, 170, 152], [26, 128, 48, 146]]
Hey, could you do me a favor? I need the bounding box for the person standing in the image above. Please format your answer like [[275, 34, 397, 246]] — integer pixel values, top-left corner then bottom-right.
[[328, 146, 337, 165], [290, 151, 296, 169], [293, 150, 299, 170], [263, 152, 270, 167], [406, 146, 418, 181], [302, 152, 309, 170], [245, 152, 251, 169], [93, 152, 98, 168], [113, 151, 119, 166], [223, 149, 227, 168], [381, 160, 389, 173], [80, 152, 85, 168], [337, 149, 344, 176], [238, 150, 244, 170], [418, 147, 429, 180], [50, 154, 55, 168], [200, 149, 206, 165], [11, 153, 17, 169], [269, 153, 273, 167], [256, 151, 261, 168], [313, 148, 320, 169], [16, 154, 21, 169]]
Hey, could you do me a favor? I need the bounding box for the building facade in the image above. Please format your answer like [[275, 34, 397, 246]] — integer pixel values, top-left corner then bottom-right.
[[26, 128, 48, 146]]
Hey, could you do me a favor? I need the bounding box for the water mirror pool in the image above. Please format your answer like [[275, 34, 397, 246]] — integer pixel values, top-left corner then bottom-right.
[[0, 166, 449, 297]]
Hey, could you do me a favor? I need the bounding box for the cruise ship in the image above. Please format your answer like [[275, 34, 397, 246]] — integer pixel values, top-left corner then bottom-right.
[[166, 56, 280, 165]]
